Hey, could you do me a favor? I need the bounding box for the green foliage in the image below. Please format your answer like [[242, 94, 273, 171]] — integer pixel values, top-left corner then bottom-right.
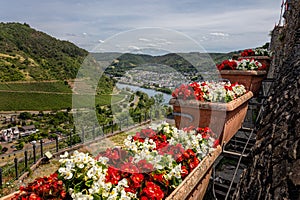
[[0, 81, 72, 93], [16, 141, 25, 150], [95, 52, 236, 77], [0, 65, 25, 81], [19, 112, 32, 120], [0, 92, 72, 111], [0, 22, 88, 81], [67, 133, 82, 146], [128, 91, 154, 122], [0, 88, 126, 111], [260, 42, 270, 49], [129, 94, 134, 102], [154, 94, 164, 106], [0, 22, 115, 98], [155, 87, 172, 94]]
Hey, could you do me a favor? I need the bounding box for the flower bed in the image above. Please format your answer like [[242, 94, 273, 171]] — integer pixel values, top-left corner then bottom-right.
[[216, 58, 268, 96], [217, 58, 266, 71], [9, 123, 220, 200], [172, 81, 247, 103], [10, 173, 66, 200], [240, 48, 271, 57], [170, 81, 253, 144], [219, 70, 266, 96], [239, 48, 272, 72]]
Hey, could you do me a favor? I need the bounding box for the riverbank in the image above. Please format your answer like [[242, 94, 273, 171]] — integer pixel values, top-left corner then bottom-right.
[[116, 82, 172, 105]]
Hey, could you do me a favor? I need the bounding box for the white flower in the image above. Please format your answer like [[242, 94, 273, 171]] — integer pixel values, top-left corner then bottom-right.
[[60, 151, 69, 158], [77, 163, 85, 169], [107, 188, 119, 200], [58, 167, 66, 174], [71, 192, 94, 200], [97, 156, 109, 165], [118, 178, 129, 188], [65, 160, 75, 170], [236, 58, 263, 70], [120, 189, 136, 200], [65, 170, 73, 179], [87, 166, 98, 179]]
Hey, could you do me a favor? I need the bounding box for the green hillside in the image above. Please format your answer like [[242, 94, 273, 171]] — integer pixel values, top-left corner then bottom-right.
[[93, 51, 236, 77], [0, 22, 117, 111], [0, 22, 88, 81]]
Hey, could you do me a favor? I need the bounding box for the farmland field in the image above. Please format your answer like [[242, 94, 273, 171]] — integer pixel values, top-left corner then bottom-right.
[[0, 81, 72, 93], [0, 82, 127, 111]]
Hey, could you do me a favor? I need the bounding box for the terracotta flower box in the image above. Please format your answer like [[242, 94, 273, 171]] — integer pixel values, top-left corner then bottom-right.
[[2, 148, 222, 200], [170, 91, 253, 145], [0, 191, 19, 200], [220, 70, 266, 96], [166, 145, 222, 200]]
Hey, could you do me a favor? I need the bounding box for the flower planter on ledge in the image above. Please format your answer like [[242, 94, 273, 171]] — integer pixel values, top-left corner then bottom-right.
[[220, 70, 266, 96], [0, 191, 19, 200], [1, 147, 222, 200], [170, 91, 253, 145], [166, 145, 222, 200]]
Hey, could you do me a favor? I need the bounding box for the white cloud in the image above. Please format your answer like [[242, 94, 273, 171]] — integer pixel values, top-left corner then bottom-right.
[[210, 32, 229, 37], [139, 38, 151, 42], [1, 0, 282, 52], [128, 45, 140, 51], [146, 43, 159, 47]]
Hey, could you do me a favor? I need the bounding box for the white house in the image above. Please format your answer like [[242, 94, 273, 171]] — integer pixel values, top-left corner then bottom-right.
[[19, 125, 38, 137], [0, 127, 20, 142]]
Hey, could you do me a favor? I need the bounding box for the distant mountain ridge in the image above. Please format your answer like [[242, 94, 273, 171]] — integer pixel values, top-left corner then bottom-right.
[[0, 22, 260, 82], [92, 51, 237, 78], [0, 22, 88, 81]]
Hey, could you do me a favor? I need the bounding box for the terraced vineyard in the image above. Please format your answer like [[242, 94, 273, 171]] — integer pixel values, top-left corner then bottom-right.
[[0, 81, 127, 111], [0, 81, 72, 93]]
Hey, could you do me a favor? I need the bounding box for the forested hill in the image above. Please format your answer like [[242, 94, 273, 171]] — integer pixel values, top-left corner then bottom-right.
[[93, 51, 237, 77], [0, 22, 88, 81]]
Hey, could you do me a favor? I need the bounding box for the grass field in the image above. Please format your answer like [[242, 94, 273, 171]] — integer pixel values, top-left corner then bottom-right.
[[0, 82, 128, 111], [0, 92, 72, 110]]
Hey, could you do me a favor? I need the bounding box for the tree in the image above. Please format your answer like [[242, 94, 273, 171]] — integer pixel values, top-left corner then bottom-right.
[[19, 112, 32, 120], [16, 141, 24, 150], [154, 94, 164, 107], [153, 94, 165, 119]]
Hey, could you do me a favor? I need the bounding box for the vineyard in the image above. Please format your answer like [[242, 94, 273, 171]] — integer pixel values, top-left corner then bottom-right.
[[0, 81, 127, 111]]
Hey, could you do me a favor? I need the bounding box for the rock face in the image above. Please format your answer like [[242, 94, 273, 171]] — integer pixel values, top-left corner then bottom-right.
[[234, 1, 300, 200]]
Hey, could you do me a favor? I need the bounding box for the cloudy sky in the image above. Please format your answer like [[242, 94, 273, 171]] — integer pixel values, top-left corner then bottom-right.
[[1, 0, 283, 53]]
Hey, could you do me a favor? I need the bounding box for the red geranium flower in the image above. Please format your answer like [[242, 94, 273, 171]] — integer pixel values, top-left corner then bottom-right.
[[12, 173, 67, 200], [121, 162, 139, 175], [188, 157, 200, 171], [213, 139, 220, 148], [172, 84, 195, 100], [105, 166, 121, 185], [137, 159, 154, 172], [181, 166, 189, 178], [142, 182, 164, 200], [241, 49, 255, 57], [217, 59, 237, 70], [131, 173, 144, 188]]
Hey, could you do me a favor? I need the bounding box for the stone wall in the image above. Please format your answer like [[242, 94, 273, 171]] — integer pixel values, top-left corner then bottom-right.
[[234, 1, 300, 199]]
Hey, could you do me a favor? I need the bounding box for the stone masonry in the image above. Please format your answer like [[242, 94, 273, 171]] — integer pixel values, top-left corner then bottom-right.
[[234, 1, 300, 199]]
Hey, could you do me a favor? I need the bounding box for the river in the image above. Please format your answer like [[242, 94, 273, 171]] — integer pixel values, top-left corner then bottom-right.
[[116, 83, 172, 105]]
